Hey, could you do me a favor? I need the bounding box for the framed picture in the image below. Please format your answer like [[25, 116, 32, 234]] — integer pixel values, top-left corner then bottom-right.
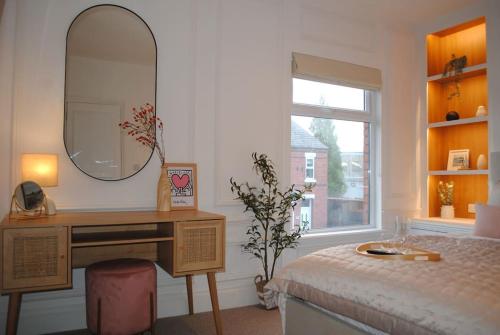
[[165, 163, 198, 210], [447, 149, 469, 171]]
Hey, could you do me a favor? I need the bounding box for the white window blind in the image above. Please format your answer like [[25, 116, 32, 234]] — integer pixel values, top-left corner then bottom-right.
[[292, 52, 382, 91]]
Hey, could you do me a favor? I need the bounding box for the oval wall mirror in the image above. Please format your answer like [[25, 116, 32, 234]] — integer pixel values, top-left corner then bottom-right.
[[64, 5, 156, 180]]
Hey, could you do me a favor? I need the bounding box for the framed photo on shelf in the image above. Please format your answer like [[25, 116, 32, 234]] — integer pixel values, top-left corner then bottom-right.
[[165, 163, 198, 210], [447, 149, 469, 171]]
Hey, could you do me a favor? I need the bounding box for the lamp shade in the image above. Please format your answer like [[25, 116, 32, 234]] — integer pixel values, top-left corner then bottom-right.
[[21, 154, 58, 187]]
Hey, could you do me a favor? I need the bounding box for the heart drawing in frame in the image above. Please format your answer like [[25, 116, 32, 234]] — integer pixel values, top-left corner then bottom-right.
[[165, 163, 198, 210], [171, 173, 190, 191]]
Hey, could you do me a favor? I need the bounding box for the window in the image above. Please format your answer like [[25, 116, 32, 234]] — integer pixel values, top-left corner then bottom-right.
[[304, 152, 316, 181], [290, 54, 379, 233], [293, 78, 365, 111]]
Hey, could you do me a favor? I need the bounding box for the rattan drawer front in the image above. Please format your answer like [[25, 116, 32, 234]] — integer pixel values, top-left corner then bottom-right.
[[3, 227, 69, 290], [175, 220, 224, 273]]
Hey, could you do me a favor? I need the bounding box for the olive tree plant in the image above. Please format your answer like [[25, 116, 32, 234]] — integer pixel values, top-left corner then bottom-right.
[[230, 152, 305, 282]]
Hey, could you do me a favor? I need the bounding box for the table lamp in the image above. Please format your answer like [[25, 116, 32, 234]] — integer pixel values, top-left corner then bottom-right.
[[21, 154, 58, 215]]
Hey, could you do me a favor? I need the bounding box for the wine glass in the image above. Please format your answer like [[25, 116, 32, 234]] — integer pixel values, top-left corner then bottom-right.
[[394, 216, 409, 252]]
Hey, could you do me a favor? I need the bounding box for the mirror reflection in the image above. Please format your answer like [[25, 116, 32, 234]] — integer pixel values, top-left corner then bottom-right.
[[14, 181, 45, 211], [64, 5, 156, 180]]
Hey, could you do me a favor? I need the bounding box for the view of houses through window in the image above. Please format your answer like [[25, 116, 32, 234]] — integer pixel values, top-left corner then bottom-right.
[[291, 79, 372, 231]]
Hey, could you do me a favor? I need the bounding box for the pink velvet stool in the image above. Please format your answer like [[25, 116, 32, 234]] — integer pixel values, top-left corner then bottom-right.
[[85, 258, 157, 335]]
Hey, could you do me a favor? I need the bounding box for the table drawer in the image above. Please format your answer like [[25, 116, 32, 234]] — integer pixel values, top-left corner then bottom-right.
[[175, 220, 224, 273], [3, 227, 69, 290]]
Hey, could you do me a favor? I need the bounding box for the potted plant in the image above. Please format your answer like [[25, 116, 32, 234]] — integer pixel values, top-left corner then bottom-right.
[[230, 152, 305, 309], [443, 54, 467, 121], [438, 180, 454, 219]]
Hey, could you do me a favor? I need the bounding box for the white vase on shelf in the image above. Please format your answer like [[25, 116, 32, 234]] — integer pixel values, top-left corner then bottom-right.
[[477, 154, 487, 170], [440, 205, 455, 219], [476, 105, 487, 117]]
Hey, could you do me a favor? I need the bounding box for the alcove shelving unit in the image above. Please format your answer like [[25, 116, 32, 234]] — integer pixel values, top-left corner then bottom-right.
[[426, 17, 489, 221]]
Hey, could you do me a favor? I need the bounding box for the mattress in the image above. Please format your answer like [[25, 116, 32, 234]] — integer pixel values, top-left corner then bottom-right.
[[266, 235, 500, 335]]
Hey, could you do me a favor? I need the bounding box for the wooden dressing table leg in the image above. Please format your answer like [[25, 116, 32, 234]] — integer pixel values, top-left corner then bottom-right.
[[186, 275, 194, 315], [6, 292, 22, 335], [207, 272, 223, 335]]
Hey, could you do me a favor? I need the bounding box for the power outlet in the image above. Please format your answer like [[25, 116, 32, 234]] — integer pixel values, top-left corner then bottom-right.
[[468, 204, 476, 214]]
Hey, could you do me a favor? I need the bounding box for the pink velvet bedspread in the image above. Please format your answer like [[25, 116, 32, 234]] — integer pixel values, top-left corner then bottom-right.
[[267, 235, 500, 335]]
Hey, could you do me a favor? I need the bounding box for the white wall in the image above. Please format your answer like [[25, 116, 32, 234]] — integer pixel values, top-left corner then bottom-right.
[[0, 0, 421, 333], [0, 0, 15, 222]]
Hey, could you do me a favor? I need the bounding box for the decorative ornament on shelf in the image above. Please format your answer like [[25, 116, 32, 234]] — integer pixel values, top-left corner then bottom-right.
[[476, 105, 487, 117], [477, 154, 488, 170], [442, 54, 467, 77], [119, 103, 171, 211], [438, 181, 455, 219], [443, 54, 467, 122], [446, 111, 460, 121]]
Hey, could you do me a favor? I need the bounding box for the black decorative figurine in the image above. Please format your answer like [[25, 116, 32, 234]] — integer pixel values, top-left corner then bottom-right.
[[446, 111, 460, 121]]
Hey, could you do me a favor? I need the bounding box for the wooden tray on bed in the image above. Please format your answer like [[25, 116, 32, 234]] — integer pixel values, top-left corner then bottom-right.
[[356, 242, 441, 261]]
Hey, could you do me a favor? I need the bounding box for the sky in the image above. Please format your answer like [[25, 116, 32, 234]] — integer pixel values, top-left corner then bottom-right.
[[292, 78, 365, 153]]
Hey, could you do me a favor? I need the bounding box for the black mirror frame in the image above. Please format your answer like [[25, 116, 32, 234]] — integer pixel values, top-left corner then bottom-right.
[[63, 4, 158, 181]]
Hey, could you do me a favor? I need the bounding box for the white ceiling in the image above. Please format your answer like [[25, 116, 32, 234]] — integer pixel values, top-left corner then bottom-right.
[[371, 0, 481, 26], [67, 5, 155, 65], [308, 0, 481, 27]]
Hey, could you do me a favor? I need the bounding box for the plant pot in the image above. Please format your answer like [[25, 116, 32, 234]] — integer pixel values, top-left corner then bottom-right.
[[157, 165, 172, 211], [254, 275, 278, 310], [440, 205, 455, 219]]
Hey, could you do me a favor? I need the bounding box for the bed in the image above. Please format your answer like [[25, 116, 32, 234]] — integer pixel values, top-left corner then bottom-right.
[[266, 235, 500, 335]]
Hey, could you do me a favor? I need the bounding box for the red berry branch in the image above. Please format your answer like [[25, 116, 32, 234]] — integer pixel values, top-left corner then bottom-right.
[[119, 103, 166, 165]]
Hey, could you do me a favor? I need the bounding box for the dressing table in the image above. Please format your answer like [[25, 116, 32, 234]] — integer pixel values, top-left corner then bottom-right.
[[0, 210, 226, 335]]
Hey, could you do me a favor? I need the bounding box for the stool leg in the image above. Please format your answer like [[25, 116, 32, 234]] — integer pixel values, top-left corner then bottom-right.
[[207, 272, 223, 335], [149, 292, 155, 335], [6, 292, 22, 335], [186, 275, 194, 315], [97, 298, 102, 335]]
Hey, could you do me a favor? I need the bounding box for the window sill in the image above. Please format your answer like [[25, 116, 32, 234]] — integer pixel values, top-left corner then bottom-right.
[[298, 228, 381, 248]]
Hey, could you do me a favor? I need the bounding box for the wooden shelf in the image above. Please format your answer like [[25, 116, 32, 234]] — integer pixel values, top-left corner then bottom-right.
[[429, 169, 488, 176], [428, 122, 488, 171], [428, 175, 488, 218], [428, 73, 488, 123], [425, 17, 488, 221], [428, 115, 487, 128], [427, 63, 487, 83], [72, 230, 173, 247], [427, 17, 486, 77]]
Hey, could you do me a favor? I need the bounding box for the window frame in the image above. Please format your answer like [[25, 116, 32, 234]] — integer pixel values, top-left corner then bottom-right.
[[291, 86, 378, 233]]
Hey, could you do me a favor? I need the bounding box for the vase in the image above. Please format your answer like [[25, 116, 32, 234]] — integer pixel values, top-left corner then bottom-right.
[[440, 205, 455, 219], [157, 165, 172, 211], [254, 275, 278, 310], [476, 105, 487, 117], [477, 154, 487, 170]]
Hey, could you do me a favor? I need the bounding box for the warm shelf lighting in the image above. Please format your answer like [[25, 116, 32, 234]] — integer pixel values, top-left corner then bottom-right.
[[21, 154, 59, 187]]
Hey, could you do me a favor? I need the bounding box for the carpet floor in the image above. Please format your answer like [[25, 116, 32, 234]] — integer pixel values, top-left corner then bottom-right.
[[50, 305, 282, 335]]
